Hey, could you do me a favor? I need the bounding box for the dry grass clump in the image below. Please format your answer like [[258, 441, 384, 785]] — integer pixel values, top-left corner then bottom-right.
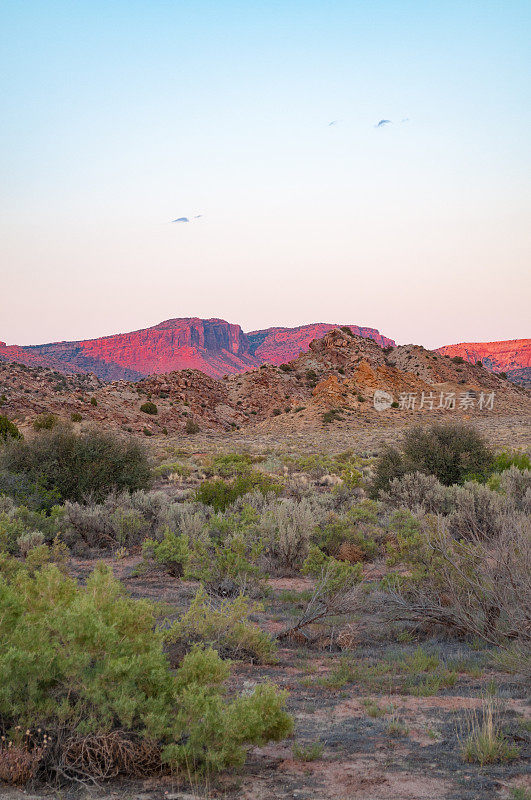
[[458, 697, 520, 765]]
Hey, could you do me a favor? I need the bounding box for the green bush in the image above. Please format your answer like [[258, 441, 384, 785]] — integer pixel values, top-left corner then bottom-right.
[[140, 401, 158, 415], [90, 397, 98, 406], [142, 527, 191, 577], [166, 586, 276, 663], [185, 418, 200, 434], [0, 415, 21, 442], [195, 473, 281, 512], [492, 451, 531, 473], [371, 423, 494, 495], [70, 412, 83, 422], [0, 414, 22, 442], [0, 562, 292, 779], [1, 427, 151, 507], [32, 413, 58, 431]]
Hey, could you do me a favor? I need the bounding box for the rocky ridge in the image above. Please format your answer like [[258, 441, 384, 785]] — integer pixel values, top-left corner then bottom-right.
[[1, 329, 527, 438]]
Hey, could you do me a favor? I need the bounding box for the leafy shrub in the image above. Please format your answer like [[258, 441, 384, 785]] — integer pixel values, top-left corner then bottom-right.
[[166, 586, 276, 663], [195, 473, 281, 512], [1, 428, 151, 508], [451, 356, 465, 364], [0, 416, 21, 442], [70, 412, 82, 422], [142, 527, 191, 577], [140, 401, 158, 415], [371, 423, 494, 495], [90, 397, 98, 406], [0, 562, 292, 780], [493, 451, 531, 473], [32, 413, 58, 431]]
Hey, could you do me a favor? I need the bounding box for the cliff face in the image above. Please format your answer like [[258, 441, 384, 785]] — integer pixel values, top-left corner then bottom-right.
[[246, 324, 396, 364], [0, 318, 394, 381], [436, 339, 531, 384], [2, 327, 526, 439], [0, 318, 260, 380]]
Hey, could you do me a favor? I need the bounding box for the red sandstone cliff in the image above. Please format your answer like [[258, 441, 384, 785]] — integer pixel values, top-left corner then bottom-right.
[[436, 339, 531, 382], [0, 318, 394, 380], [246, 323, 396, 364]]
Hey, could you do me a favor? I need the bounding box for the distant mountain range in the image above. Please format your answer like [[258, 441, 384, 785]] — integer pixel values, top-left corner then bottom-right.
[[0, 317, 528, 385], [0, 318, 395, 380], [2, 328, 526, 438]]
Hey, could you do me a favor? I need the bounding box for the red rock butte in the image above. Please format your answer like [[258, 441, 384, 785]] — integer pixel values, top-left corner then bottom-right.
[[0, 317, 396, 381]]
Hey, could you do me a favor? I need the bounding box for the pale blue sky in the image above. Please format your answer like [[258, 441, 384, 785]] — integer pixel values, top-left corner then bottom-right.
[[1, 1, 530, 348]]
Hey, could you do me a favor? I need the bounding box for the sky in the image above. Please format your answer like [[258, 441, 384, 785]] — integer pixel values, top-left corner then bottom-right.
[[1, 1, 530, 349]]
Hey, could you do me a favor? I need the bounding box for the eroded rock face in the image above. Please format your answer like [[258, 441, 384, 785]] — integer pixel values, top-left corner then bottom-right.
[[247, 323, 396, 364], [0, 327, 527, 436], [0, 318, 260, 381], [436, 339, 531, 384]]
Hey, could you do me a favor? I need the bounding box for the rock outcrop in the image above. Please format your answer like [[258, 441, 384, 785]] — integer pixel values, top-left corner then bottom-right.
[[247, 323, 395, 364]]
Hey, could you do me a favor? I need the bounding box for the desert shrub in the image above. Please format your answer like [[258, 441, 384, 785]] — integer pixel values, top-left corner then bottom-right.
[[191, 511, 265, 596], [491, 466, 531, 512], [316, 501, 382, 562], [209, 452, 256, 477], [142, 528, 191, 577], [195, 473, 281, 512], [0, 502, 63, 553], [0, 416, 21, 442], [259, 498, 314, 572], [0, 562, 292, 780], [446, 481, 508, 540], [140, 401, 158, 415], [16, 530, 44, 557], [63, 492, 206, 552], [185, 418, 200, 434], [383, 514, 531, 644], [70, 412, 83, 423], [166, 586, 276, 663], [32, 413, 58, 431], [277, 547, 363, 641], [493, 451, 531, 473], [1, 427, 151, 508], [90, 397, 97, 406], [380, 472, 448, 514], [371, 423, 494, 495]]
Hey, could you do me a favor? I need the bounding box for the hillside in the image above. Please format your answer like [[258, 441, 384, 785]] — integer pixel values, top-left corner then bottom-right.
[[247, 323, 395, 363], [436, 339, 531, 386], [1, 329, 527, 438]]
